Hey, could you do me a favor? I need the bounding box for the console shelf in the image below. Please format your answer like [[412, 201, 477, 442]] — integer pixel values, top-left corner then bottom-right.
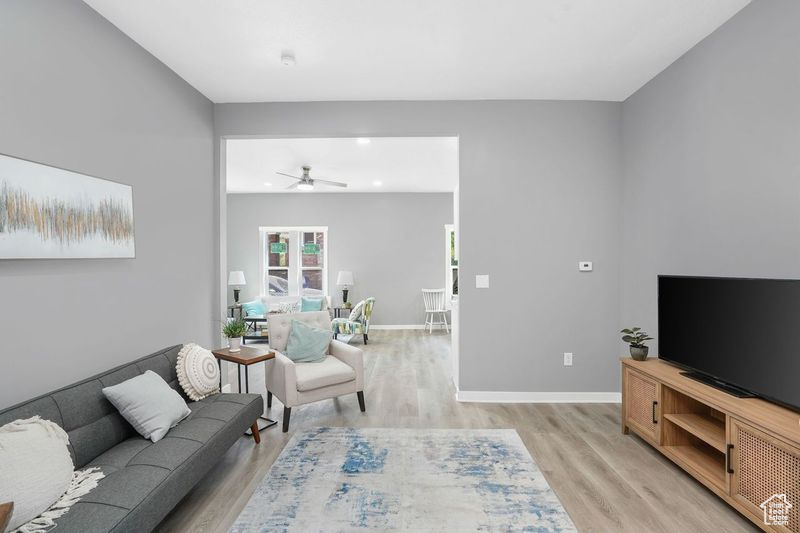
[[663, 444, 726, 490], [663, 413, 726, 452], [622, 358, 800, 532]]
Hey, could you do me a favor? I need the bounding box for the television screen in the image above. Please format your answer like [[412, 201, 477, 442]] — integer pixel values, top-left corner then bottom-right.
[[658, 275, 800, 411]]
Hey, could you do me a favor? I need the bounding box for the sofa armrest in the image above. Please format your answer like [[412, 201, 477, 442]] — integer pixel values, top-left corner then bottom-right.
[[264, 352, 299, 407], [329, 340, 364, 390]]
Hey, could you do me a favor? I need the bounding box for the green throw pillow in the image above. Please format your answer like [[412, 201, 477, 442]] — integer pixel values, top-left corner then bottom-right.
[[285, 319, 331, 363], [300, 297, 324, 312]]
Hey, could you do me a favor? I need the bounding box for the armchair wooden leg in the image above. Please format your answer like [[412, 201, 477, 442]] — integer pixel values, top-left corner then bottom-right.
[[357, 391, 366, 412], [282, 407, 292, 433], [363, 333, 368, 345], [250, 422, 261, 444], [267, 390, 272, 408]]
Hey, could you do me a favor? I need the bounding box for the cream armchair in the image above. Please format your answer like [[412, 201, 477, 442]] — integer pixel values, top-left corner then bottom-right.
[[265, 311, 365, 432]]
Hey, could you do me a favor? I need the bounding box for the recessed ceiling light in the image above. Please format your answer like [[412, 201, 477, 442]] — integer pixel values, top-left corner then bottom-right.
[[356, 138, 371, 145], [281, 52, 296, 67], [372, 180, 383, 187], [263, 182, 272, 187]]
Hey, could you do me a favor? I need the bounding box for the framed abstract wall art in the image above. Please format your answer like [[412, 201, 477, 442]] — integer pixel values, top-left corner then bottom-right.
[[0, 153, 135, 259]]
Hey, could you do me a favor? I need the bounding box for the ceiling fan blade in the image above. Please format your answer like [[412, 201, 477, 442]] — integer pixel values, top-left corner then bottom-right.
[[286, 182, 299, 190], [276, 171, 302, 181], [314, 178, 348, 188]]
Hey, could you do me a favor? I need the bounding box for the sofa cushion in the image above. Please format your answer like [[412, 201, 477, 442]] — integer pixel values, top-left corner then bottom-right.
[[0, 346, 185, 469], [102, 370, 191, 443], [295, 356, 356, 392], [0, 343, 264, 533], [80, 464, 169, 509], [48, 393, 264, 533]]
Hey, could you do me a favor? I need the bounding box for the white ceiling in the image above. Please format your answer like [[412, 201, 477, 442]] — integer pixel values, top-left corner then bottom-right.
[[83, 0, 749, 103], [226, 137, 458, 193]]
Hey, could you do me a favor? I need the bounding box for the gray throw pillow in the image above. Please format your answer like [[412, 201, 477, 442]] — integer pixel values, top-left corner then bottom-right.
[[102, 370, 191, 442]]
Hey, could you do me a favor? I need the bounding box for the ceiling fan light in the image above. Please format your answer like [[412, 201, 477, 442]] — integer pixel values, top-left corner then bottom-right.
[[297, 182, 314, 191], [281, 52, 296, 67]]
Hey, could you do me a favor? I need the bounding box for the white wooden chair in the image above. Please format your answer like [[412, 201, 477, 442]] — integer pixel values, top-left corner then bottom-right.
[[422, 289, 449, 333]]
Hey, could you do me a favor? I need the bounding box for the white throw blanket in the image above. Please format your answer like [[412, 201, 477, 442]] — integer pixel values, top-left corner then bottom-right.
[[0, 416, 105, 532], [14, 467, 105, 533]]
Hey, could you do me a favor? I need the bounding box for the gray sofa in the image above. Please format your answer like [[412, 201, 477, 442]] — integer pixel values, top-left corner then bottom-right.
[[0, 345, 263, 532]]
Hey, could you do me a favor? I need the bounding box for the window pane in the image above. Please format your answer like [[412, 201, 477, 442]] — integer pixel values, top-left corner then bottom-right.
[[267, 232, 289, 267], [452, 268, 459, 295], [302, 232, 324, 267], [450, 231, 458, 266], [267, 269, 289, 296], [302, 269, 323, 291]]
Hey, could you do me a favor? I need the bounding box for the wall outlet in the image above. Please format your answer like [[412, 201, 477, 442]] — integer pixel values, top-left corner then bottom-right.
[[475, 274, 490, 288], [579, 261, 593, 272], [563, 352, 573, 366]]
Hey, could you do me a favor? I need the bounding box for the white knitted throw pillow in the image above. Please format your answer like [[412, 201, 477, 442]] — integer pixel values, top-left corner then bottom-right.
[[176, 343, 220, 401], [0, 416, 104, 532]]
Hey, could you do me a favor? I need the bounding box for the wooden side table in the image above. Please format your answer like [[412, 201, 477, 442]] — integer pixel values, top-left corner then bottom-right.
[[0, 502, 13, 532], [212, 346, 278, 432]]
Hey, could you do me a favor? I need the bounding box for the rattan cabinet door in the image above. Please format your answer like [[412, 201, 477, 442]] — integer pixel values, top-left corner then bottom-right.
[[730, 418, 800, 532], [624, 367, 660, 443]]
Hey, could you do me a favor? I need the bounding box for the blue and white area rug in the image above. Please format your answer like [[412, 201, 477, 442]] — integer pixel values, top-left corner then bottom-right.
[[231, 428, 576, 532]]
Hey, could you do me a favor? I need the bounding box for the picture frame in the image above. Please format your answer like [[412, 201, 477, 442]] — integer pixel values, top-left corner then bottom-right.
[[0, 152, 135, 259]]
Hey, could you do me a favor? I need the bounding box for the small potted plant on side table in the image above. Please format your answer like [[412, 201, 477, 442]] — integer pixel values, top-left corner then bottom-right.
[[621, 327, 653, 361], [223, 318, 248, 353]]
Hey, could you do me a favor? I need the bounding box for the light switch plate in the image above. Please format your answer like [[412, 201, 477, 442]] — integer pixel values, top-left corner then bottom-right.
[[564, 352, 573, 366], [475, 274, 490, 289], [579, 261, 593, 272]]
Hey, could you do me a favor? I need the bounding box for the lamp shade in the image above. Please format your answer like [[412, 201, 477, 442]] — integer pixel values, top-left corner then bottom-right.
[[228, 271, 246, 286], [336, 271, 354, 287]]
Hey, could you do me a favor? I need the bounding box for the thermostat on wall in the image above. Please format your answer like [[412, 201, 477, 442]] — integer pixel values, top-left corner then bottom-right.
[[579, 261, 593, 272]]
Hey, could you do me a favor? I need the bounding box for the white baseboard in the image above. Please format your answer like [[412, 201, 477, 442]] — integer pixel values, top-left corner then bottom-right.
[[456, 390, 621, 403], [369, 324, 427, 330]]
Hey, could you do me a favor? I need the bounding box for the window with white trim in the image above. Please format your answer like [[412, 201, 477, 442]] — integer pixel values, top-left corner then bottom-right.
[[445, 224, 458, 301], [259, 227, 328, 299]]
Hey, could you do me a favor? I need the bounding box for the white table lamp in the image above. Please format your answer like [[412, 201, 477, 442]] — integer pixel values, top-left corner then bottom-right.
[[336, 271, 354, 307], [228, 271, 246, 304]]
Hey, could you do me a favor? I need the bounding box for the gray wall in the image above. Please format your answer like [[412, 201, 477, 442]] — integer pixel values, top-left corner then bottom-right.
[[226, 193, 454, 325], [0, 0, 215, 408], [620, 0, 800, 354], [216, 101, 623, 393]]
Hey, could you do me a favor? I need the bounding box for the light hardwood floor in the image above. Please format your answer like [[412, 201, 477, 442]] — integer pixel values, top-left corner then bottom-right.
[[157, 330, 757, 532]]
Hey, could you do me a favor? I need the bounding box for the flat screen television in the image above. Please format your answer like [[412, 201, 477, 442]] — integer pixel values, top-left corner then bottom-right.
[[658, 275, 800, 412]]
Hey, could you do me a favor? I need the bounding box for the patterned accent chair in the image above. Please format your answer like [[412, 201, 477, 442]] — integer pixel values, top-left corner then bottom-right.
[[331, 297, 375, 344]]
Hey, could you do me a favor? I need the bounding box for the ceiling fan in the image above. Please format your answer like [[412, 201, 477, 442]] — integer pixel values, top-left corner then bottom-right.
[[275, 165, 348, 191]]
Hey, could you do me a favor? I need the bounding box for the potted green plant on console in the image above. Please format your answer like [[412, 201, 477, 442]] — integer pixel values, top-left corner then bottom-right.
[[223, 318, 248, 353], [621, 327, 653, 361]]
